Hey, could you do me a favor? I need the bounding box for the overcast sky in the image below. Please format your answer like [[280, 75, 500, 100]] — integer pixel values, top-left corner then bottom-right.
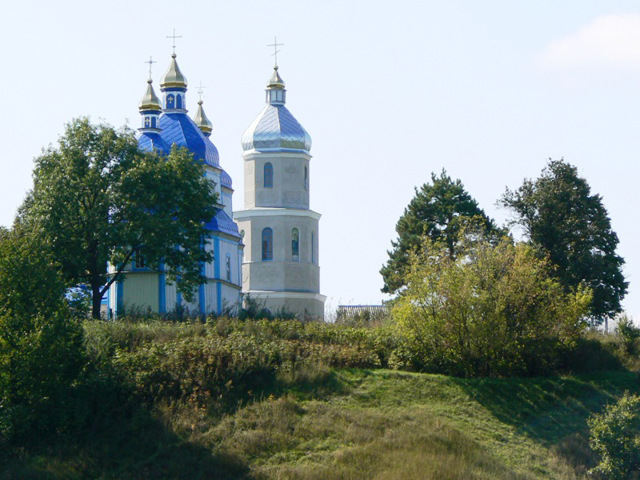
[[2, 1, 640, 319]]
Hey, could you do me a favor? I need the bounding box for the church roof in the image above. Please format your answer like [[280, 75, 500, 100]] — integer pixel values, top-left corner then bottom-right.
[[158, 112, 220, 167], [241, 67, 311, 153], [138, 130, 169, 153], [242, 104, 312, 152], [206, 208, 241, 238]]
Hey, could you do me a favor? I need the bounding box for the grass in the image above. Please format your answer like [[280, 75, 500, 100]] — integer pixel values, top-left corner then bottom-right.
[[5, 368, 637, 479], [3, 318, 638, 479]]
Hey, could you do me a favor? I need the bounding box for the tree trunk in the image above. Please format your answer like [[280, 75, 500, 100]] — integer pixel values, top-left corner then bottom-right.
[[92, 282, 102, 319]]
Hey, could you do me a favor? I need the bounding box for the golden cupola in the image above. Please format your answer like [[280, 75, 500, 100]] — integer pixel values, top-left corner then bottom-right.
[[193, 99, 213, 137], [139, 79, 162, 112]]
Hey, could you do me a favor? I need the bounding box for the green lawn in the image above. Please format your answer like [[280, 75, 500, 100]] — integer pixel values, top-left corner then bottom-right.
[[5, 368, 636, 479]]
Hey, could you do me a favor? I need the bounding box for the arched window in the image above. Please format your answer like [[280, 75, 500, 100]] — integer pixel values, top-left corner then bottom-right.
[[264, 162, 273, 188], [133, 248, 146, 269], [144, 117, 151, 128], [291, 228, 299, 261], [226, 254, 231, 281], [304, 166, 308, 190], [166, 94, 175, 109], [176, 94, 183, 109], [262, 228, 273, 261], [311, 231, 315, 264]]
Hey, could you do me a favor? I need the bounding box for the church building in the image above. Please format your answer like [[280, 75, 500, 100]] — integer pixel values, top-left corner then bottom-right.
[[107, 51, 243, 316], [235, 66, 326, 318], [107, 45, 324, 319]]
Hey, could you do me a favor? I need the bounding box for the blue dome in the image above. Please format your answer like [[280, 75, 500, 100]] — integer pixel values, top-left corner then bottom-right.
[[220, 169, 233, 189], [242, 104, 312, 152], [156, 112, 220, 167]]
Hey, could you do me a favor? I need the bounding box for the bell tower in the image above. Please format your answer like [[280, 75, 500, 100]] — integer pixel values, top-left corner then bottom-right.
[[234, 65, 325, 318]]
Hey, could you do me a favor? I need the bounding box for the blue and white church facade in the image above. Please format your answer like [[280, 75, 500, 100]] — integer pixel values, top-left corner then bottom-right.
[[107, 52, 243, 316]]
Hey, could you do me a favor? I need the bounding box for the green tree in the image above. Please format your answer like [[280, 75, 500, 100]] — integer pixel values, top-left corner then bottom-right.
[[0, 227, 85, 441], [501, 159, 627, 321], [392, 234, 591, 376], [588, 391, 640, 479], [19, 118, 217, 318], [381, 171, 501, 294]]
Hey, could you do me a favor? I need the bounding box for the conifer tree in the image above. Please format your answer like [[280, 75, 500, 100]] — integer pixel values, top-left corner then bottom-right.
[[381, 171, 501, 294], [501, 159, 627, 321]]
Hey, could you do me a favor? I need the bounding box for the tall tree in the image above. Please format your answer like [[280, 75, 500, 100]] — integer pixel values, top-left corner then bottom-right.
[[501, 159, 627, 321], [19, 118, 217, 318], [0, 226, 85, 440], [381, 170, 502, 294]]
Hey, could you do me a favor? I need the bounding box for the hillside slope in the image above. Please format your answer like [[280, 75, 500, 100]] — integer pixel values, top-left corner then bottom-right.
[[4, 366, 637, 479]]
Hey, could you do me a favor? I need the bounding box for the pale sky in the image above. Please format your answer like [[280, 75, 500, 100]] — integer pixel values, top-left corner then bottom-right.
[[2, 1, 640, 319]]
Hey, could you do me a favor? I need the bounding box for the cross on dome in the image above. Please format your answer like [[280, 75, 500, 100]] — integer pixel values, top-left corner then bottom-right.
[[267, 36, 284, 68], [145, 56, 157, 81], [167, 28, 182, 56], [197, 81, 207, 102]]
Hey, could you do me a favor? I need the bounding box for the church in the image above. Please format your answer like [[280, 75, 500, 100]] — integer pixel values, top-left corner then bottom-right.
[[107, 48, 325, 318]]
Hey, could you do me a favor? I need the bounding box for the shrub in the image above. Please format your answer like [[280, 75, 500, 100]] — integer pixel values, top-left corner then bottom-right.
[[0, 228, 85, 443], [616, 315, 640, 355], [588, 391, 640, 479], [392, 235, 591, 377]]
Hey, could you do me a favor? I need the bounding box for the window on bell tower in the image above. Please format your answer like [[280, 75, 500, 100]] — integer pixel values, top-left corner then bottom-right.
[[292, 228, 299, 261], [264, 162, 273, 188], [262, 228, 273, 261]]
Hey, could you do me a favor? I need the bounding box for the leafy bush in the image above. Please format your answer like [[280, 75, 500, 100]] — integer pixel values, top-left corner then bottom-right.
[[82, 317, 397, 412], [392, 235, 592, 377], [588, 391, 640, 479], [616, 315, 640, 355], [0, 228, 85, 443]]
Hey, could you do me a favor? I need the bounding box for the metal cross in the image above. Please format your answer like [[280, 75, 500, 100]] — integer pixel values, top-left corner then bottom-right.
[[167, 28, 182, 55], [267, 36, 284, 67], [145, 56, 157, 80], [197, 81, 207, 102]]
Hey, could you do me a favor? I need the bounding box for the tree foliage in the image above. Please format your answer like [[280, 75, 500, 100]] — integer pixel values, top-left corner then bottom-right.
[[392, 234, 591, 376], [0, 227, 85, 441], [501, 159, 627, 321], [588, 391, 640, 479], [381, 171, 501, 294], [19, 118, 217, 318]]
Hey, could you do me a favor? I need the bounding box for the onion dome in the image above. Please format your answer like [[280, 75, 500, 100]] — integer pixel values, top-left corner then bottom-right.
[[160, 53, 188, 89], [138, 79, 162, 112], [193, 100, 213, 136], [267, 66, 285, 89], [241, 67, 312, 152]]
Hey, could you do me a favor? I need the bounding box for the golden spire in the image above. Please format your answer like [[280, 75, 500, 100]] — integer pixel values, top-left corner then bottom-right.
[[160, 53, 188, 89], [193, 84, 212, 135], [139, 57, 161, 111], [139, 78, 162, 111], [267, 66, 285, 90]]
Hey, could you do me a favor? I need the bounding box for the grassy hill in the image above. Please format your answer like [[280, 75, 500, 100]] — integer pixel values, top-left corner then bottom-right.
[[2, 319, 637, 479]]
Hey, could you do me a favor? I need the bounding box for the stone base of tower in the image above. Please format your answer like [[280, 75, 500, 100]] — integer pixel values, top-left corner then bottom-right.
[[243, 290, 325, 320]]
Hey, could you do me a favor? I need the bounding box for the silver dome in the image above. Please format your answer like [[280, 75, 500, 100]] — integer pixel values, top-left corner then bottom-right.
[[241, 103, 311, 152], [241, 67, 311, 152]]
